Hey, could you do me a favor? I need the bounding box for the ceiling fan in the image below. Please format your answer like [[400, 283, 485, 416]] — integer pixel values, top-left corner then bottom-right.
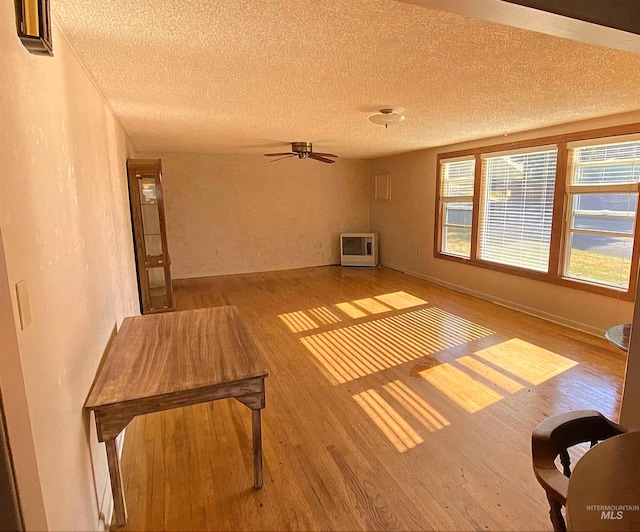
[[264, 142, 338, 164]]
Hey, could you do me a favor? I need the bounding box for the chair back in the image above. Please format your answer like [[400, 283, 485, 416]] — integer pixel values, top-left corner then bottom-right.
[[532, 410, 626, 514]]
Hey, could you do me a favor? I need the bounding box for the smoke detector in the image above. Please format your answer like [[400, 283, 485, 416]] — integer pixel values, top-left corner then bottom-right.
[[369, 106, 406, 128]]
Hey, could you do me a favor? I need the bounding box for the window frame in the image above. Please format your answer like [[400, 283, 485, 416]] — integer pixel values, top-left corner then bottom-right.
[[438, 156, 476, 259], [434, 124, 640, 301], [563, 141, 640, 289]]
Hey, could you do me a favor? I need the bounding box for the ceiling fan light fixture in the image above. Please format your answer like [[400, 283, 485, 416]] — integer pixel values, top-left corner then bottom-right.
[[369, 107, 406, 127]]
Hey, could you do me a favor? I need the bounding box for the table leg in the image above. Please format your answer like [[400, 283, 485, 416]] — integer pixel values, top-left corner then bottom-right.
[[252, 408, 263, 489], [105, 438, 127, 527]]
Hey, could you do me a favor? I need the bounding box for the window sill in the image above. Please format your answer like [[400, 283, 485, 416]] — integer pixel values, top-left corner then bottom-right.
[[434, 252, 634, 301]]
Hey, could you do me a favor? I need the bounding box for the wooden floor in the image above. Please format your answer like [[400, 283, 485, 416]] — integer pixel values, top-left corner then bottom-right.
[[119, 266, 626, 531]]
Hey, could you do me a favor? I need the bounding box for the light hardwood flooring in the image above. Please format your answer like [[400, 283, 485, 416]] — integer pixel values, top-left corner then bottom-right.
[[119, 266, 626, 531]]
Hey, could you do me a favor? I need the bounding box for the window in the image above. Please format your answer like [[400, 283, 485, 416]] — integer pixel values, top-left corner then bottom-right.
[[479, 148, 557, 272], [564, 140, 640, 289], [439, 158, 475, 259], [435, 127, 640, 299]]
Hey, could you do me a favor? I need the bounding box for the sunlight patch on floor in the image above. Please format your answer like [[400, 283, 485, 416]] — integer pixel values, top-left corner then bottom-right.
[[280, 291, 428, 331], [382, 380, 450, 431], [351, 297, 393, 315], [353, 389, 424, 453], [301, 307, 494, 383], [307, 307, 342, 325], [279, 306, 342, 333], [279, 310, 320, 333], [474, 338, 578, 385], [374, 291, 428, 310], [335, 302, 368, 319], [419, 363, 504, 413], [455, 355, 525, 393], [300, 335, 356, 383]]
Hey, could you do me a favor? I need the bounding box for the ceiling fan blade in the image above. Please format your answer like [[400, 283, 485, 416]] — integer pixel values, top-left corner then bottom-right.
[[264, 152, 294, 157], [309, 154, 336, 164], [312, 152, 338, 158], [269, 154, 297, 162]]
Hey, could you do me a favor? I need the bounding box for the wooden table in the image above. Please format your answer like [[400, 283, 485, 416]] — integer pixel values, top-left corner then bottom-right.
[[566, 431, 640, 531], [85, 306, 269, 528]]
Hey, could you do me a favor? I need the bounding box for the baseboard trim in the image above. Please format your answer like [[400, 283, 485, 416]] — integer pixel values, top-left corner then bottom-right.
[[174, 261, 337, 281], [381, 261, 605, 337]]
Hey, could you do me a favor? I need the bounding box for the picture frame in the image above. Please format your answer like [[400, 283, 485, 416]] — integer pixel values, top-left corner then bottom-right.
[[14, 0, 53, 56]]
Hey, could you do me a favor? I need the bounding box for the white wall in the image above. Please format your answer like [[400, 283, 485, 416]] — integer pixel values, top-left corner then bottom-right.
[[621, 297, 640, 429], [139, 152, 371, 279], [370, 112, 640, 335], [0, 229, 47, 530], [622, 258, 640, 429], [0, 7, 139, 531]]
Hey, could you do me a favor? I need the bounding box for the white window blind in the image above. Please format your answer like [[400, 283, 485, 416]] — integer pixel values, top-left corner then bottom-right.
[[440, 159, 475, 259], [479, 149, 558, 272], [441, 158, 475, 197]]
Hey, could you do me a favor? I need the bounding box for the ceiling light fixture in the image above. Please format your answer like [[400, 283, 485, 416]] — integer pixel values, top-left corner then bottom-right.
[[369, 107, 406, 128]]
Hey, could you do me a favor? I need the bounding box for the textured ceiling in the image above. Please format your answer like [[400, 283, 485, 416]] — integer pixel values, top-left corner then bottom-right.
[[53, 0, 640, 159]]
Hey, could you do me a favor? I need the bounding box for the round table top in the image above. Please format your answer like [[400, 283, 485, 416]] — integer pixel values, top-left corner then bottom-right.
[[605, 324, 631, 352], [566, 431, 640, 531]]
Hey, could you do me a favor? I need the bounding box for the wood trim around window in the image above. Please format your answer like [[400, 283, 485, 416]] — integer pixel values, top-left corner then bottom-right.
[[437, 123, 640, 161], [434, 123, 640, 302], [469, 156, 483, 261], [434, 157, 444, 259], [628, 192, 640, 299], [547, 142, 568, 278]]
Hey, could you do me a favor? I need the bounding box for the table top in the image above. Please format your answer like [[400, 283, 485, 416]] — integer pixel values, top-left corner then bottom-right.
[[566, 431, 640, 531], [86, 306, 269, 409], [604, 323, 631, 352]]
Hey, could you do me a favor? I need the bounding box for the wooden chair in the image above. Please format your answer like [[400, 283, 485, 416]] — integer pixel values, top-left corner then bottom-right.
[[531, 410, 627, 532]]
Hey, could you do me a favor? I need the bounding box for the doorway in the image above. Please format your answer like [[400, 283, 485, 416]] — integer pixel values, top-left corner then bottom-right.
[[0, 392, 22, 531]]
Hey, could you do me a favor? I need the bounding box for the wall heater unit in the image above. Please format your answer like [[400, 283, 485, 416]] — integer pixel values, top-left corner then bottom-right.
[[340, 233, 378, 267]]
